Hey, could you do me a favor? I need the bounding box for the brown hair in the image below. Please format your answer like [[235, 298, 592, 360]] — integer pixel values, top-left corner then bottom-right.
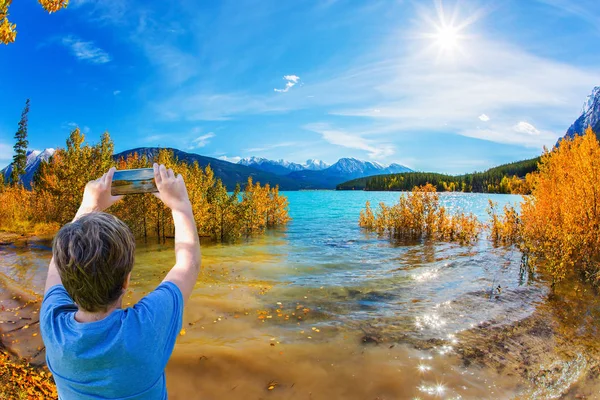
[[52, 212, 136, 312]]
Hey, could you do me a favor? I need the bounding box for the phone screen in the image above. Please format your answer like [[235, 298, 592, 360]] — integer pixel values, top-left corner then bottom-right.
[[111, 168, 158, 196]]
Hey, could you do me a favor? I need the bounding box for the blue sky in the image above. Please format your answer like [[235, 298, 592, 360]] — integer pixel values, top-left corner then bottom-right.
[[1, 0, 600, 174]]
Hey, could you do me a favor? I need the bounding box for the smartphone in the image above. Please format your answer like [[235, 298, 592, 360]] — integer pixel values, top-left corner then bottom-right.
[[111, 168, 158, 196]]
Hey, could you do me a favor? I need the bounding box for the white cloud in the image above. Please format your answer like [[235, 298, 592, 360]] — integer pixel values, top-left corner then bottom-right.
[[62, 35, 111, 64], [274, 75, 301, 93], [191, 132, 215, 148], [305, 123, 394, 159], [323, 36, 600, 148], [219, 155, 242, 163], [113, 90, 121, 95], [144, 134, 167, 143], [536, 0, 600, 31], [146, 8, 600, 150], [513, 121, 540, 135], [246, 141, 300, 153], [461, 123, 555, 148]]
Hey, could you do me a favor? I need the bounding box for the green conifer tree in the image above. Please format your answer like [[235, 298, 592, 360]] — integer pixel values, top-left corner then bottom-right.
[[11, 98, 30, 185]]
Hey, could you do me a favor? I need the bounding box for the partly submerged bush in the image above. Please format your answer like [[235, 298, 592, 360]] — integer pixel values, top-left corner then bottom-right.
[[487, 200, 521, 246], [520, 127, 600, 284], [359, 184, 480, 245]]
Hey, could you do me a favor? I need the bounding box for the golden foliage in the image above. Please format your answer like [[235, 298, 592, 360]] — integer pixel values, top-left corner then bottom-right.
[[359, 184, 480, 245], [0, 12, 16, 45], [38, 0, 69, 13], [520, 127, 600, 284], [0, 184, 59, 234], [0, 351, 57, 399], [2, 129, 290, 243], [487, 200, 521, 246], [0, 0, 67, 45]]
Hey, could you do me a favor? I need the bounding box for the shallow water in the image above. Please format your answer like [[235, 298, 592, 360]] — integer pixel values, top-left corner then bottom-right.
[[1, 191, 598, 399]]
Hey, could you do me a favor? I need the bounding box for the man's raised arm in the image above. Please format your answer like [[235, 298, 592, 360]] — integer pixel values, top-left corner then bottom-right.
[[153, 163, 201, 303], [45, 168, 123, 294]]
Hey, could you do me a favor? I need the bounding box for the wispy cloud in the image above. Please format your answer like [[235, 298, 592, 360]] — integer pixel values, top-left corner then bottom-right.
[[325, 36, 600, 148], [191, 132, 215, 149], [305, 123, 394, 159], [274, 75, 301, 93], [143, 134, 168, 144], [535, 0, 600, 32], [62, 122, 90, 134], [113, 90, 121, 95], [62, 35, 111, 64], [155, 32, 600, 149], [245, 141, 300, 153], [218, 155, 242, 163]]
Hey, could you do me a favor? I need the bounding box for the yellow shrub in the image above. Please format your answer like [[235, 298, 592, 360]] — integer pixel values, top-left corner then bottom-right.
[[359, 184, 480, 244], [521, 127, 600, 284], [487, 200, 521, 246]]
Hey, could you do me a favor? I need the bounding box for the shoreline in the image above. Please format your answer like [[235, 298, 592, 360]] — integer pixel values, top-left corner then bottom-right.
[[0, 268, 596, 398]]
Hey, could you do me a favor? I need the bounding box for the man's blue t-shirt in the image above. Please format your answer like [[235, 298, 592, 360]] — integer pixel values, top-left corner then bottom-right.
[[40, 282, 183, 400]]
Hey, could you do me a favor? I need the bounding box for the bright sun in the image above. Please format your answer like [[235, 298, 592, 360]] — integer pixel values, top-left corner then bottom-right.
[[435, 26, 459, 50], [418, 1, 481, 60]]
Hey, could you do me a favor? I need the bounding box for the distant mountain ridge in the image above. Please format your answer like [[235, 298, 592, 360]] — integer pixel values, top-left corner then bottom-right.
[[237, 156, 412, 188], [560, 86, 600, 144], [287, 158, 413, 189], [114, 148, 303, 190], [1, 148, 55, 189], [238, 157, 329, 175], [238, 157, 306, 176], [1, 148, 412, 190]]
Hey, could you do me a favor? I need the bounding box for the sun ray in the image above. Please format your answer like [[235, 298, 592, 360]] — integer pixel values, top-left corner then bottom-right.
[[413, 0, 488, 62]]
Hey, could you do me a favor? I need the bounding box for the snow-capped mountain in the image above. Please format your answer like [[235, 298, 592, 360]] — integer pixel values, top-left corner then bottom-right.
[[561, 86, 600, 144], [238, 156, 409, 184], [1, 148, 55, 188], [327, 158, 411, 176], [238, 157, 305, 176], [303, 159, 329, 171], [287, 158, 413, 189]]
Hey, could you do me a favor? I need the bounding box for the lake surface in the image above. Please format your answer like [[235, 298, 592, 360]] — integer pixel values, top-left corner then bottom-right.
[[1, 191, 598, 399]]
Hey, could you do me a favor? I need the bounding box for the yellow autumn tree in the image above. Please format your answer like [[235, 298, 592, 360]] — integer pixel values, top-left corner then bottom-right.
[[10, 130, 291, 243], [359, 184, 480, 244], [34, 128, 111, 224], [1, 0, 68, 44], [487, 200, 521, 246], [520, 127, 600, 284]]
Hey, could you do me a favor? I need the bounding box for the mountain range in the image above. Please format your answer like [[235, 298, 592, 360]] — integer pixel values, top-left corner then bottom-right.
[[3, 85, 599, 190], [238, 157, 329, 175], [1, 147, 412, 190]]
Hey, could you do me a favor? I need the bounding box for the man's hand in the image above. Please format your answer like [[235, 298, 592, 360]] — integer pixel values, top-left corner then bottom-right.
[[153, 163, 192, 213], [75, 167, 123, 219]]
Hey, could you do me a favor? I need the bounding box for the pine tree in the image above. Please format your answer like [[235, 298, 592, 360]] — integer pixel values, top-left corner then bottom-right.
[[11, 98, 30, 185]]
